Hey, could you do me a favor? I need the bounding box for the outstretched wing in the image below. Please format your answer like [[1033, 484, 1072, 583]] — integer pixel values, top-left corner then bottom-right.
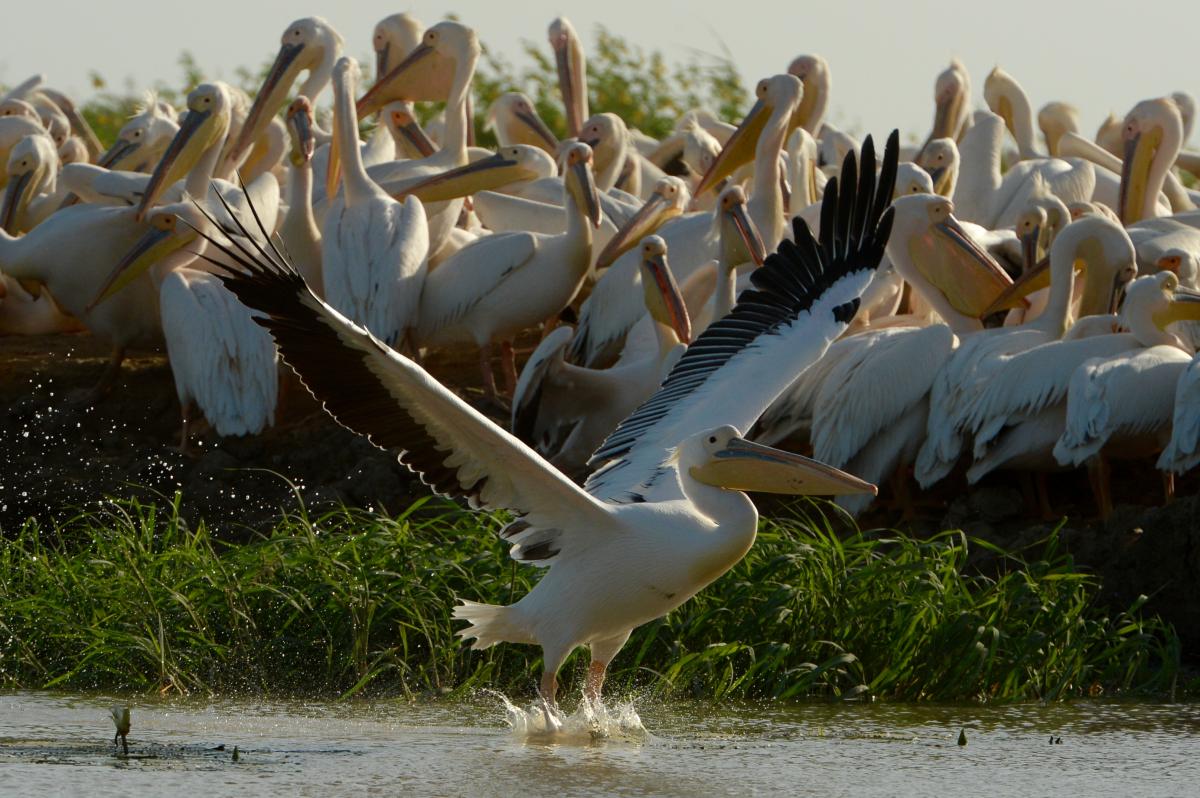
[[585, 131, 900, 500], [195, 188, 614, 554]]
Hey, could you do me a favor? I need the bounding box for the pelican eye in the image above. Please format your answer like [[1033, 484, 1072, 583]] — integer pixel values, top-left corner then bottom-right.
[[708, 436, 717, 444]]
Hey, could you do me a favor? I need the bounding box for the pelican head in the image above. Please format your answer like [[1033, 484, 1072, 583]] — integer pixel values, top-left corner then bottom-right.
[[381, 102, 437, 159], [136, 83, 231, 221], [696, 73, 802, 196], [0, 99, 39, 122], [894, 163, 934, 198], [373, 12, 423, 80], [1038, 101, 1080, 157], [562, 141, 601, 228], [548, 17, 588, 138], [926, 59, 970, 147], [786, 53, 829, 134], [397, 145, 554, 203], [1125, 271, 1200, 332], [686, 425, 876, 496], [358, 21, 480, 117], [485, 92, 558, 154], [577, 113, 627, 175], [1119, 98, 1184, 224], [717, 184, 766, 269], [1095, 112, 1123, 157], [638, 235, 691, 344], [1, 133, 57, 234], [890, 193, 1019, 318], [1171, 91, 1196, 143], [985, 215, 1137, 318], [1067, 200, 1120, 224], [983, 66, 1030, 145], [594, 176, 690, 269], [98, 94, 180, 171], [229, 17, 342, 168], [915, 138, 958, 197], [91, 202, 204, 308], [1156, 248, 1198, 287], [1015, 205, 1048, 273], [286, 97, 315, 166]]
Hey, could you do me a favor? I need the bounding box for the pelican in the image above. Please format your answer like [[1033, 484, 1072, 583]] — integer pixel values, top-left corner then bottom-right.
[[95, 93, 179, 172], [549, 17, 588, 138], [1158, 353, 1200, 476], [984, 67, 1041, 160], [1119, 98, 1197, 225], [218, 131, 895, 712], [380, 101, 438, 160], [966, 273, 1198, 511], [96, 200, 279, 448], [323, 57, 428, 349], [2, 76, 102, 161], [592, 176, 690, 270], [915, 215, 1136, 488], [279, 97, 322, 292], [486, 93, 558, 155], [0, 115, 44, 188], [916, 59, 970, 159], [512, 236, 691, 476], [1096, 112, 1124, 158], [786, 54, 830, 136], [417, 142, 600, 399], [227, 17, 343, 169], [373, 12, 423, 79], [2, 133, 60, 233], [1038, 101, 1080, 157]]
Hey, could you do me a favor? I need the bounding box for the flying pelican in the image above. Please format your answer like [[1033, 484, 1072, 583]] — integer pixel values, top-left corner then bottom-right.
[[416, 141, 600, 399], [217, 131, 895, 713], [512, 235, 691, 476], [323, 57, 428, 349], [227, 17, 343, 169]]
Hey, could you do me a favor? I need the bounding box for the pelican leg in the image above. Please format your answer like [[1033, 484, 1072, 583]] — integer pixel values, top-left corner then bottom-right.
[[478, 344, 499, 402], [500, 341, 518, 397], [71, 346, 126, 406], [1163, 471, 1176, 505], [1087, 456, 1113, 520], [585, 631, 632, 705]]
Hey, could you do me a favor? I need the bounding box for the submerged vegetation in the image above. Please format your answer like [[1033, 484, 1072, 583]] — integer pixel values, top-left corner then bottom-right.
[[0, 497, 1185, 703]]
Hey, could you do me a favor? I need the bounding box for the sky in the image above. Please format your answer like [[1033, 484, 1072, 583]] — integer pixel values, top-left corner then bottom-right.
[[2, 0, 1197, 147]]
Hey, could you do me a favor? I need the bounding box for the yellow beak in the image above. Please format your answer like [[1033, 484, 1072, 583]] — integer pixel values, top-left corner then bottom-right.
[[694, 99, 770, 197], [691, 437, 877, 496]]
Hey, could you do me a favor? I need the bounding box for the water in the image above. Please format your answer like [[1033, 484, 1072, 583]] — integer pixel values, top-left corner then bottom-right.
[[1, 691, 1197, 797]]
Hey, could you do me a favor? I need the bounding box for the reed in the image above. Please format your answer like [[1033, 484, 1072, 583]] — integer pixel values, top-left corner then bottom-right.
[[0, 496, 1185, 702]]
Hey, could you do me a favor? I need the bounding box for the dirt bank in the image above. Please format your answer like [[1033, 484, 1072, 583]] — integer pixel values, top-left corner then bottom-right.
[[2, 331, 1198, 654]]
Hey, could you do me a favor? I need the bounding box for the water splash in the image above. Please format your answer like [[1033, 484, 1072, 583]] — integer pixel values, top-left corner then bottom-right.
[[485, 691, 647, 744]]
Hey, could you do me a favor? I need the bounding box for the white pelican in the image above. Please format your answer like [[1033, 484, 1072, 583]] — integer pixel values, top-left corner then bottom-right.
[[373, 12, 423, 80], [227, 17, 343, 169], [486, 93, 558, 155], [279, 98, 322, 293], [217, 132, 895, 710], [549, 17, 588, 139], [417, 141, 600, 399], [1119, 98, 1198, 225], [1038, 101, 1080, 158], [97, 200, 279, 447], [915, 215, 1136, 488], [916, 59, 970, 159], [512, 235, 691, 476], [95, 93, 179, 172], [1, 76, 102, 161], [592, 176, 691, 271], [966, 273, 1198, 508], [323, 57, 428, 349], [1158, 353, 1200, 475], [983, 67, 1041, 160], [0, 115, 44, 188], [786, 55, 829, 136], [2, 133, 60, 233]]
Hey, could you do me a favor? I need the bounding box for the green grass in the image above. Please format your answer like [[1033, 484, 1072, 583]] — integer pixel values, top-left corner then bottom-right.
[[0, 496, 1186, 703]]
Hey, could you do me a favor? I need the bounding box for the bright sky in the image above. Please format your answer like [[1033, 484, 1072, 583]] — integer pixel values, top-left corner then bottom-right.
[[2, 0, 1197, 146]]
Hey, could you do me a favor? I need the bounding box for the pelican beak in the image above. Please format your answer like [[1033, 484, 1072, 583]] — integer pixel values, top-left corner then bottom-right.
[[553, 36, 585, 138], [695, 98, 769, 196], [389, 105, 437, 158], [229, 41, 307, 167], [375, 42, 390, 82], [933, 87, 964, 141], [515, 107, 559, 152], [1156, 284, 1200, 328], [89, 221, 195, 309], [1020, 224, 1041, 274], [325, 103, 345, 199], [18, 278, 43, 298], [934, 214, 1024, 317], [995, 95, 1015, 140], [1118, 126, 1162, 224], [568, 156, 601, 228], [691, 437, 877, 496], [0, 170, 33, 234], [726, 199, 767, 266], [136, 107, 217, 221], [594, 190, 676, 269], [981, 254, 1053, 316], [97, 137, 140, 169], [395, 151, 525, 202], [926, 165, 951, 196], [287, 108, 315, 165], [357, 42, 443, 118], [641, 249, 691, 344]]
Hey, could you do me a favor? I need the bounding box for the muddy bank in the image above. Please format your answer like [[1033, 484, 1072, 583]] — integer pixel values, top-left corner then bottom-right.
[[2, 332, 1198, 653]]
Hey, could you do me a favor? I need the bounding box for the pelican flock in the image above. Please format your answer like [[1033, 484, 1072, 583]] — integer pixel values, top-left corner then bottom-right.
[[2, 12, 1199, 713]]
